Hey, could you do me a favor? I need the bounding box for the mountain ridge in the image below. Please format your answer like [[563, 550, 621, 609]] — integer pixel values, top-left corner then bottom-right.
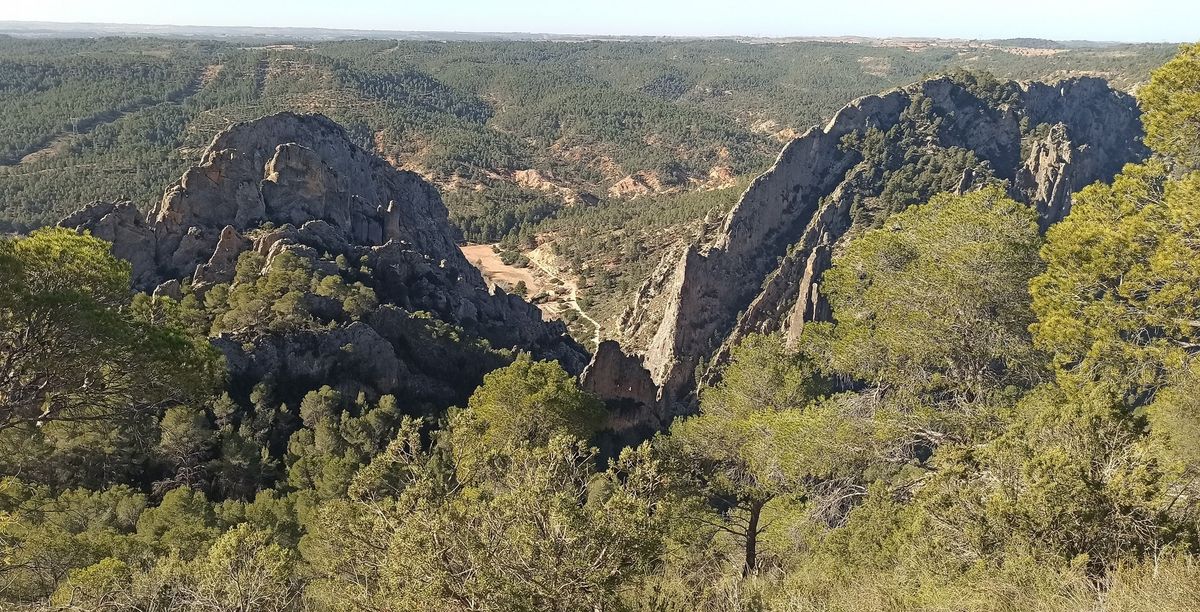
[[61, 111, 588, 409], [585, 74, 1147, 428], [0, 21, 1178, 44]]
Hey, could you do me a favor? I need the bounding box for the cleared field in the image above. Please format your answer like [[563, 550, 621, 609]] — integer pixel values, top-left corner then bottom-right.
[[461, 243, 601, 347], [461, 244, 558, 321], [461, 244, 542, 292]]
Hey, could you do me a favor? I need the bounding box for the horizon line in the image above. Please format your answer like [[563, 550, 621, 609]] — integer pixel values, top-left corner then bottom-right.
[[0, 19, 1181, 45]]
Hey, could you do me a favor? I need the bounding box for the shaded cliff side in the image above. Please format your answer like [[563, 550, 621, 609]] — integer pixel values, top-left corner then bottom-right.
[[587, 75, 1145, 429]]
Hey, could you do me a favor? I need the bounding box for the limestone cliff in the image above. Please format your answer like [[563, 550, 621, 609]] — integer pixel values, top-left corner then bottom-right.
[[588, 76, 1145, 425], [62, 112, 587, 408]]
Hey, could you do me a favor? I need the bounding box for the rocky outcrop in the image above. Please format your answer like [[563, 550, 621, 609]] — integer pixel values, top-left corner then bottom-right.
[[192, 225, 250, 292], [60, 201, 157, 280], [212, 308, 509, 407], [62, 112, 587, 408], [1015, 123, 1076, 230], [152, 279, 183, 301], [581, 341, 660, 432], [65, 112, 463, 288], [602, 76, 1145, 424]]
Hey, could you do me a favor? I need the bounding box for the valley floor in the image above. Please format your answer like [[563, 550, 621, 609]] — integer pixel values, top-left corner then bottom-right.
[[461, 242, 601, 347]]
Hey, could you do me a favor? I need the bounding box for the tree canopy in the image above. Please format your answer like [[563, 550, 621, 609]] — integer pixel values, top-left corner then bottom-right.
[[806, 187, 1044, 438], [1032, 163, 1200, 401], [1140, 42, 1200, 171], [0, 229, 218, 431]]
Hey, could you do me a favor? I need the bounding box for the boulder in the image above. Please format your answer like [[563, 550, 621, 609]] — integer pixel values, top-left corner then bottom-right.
[[152, 279, 183, 301], [193, 225, 250, 291]]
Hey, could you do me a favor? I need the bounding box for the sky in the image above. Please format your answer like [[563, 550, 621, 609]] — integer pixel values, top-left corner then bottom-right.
[[1, 0, 1197, 42]]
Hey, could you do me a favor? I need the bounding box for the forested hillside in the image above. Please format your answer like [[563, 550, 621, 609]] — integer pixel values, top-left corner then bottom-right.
[[0, 37, 1176, 232], [1, 40, 1200, 612], [0, 37, 1178, 344]]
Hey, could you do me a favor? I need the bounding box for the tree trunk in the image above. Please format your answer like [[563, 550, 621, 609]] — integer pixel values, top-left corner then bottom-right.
[[743, 499, 764, 577]]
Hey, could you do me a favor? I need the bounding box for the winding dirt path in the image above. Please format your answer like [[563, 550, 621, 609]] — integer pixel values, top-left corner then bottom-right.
[[565, 283, 602, 347], [526, 246, 601, 347]]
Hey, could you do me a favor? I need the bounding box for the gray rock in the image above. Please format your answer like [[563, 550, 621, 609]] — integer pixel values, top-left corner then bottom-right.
[[64, 112, 466, 286], [581, 340, 660, 432], [153, 279, 183, 301], [60, 202, 157, 287], [599, 75, 1147, 425], [58, 112, 589, 411], [212, 322, 405, 401], [193, 225, 250, 291], [1015, 123, 1076, 230]]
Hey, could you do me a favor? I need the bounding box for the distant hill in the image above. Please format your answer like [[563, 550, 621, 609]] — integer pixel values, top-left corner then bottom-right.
[[0, 21, 1185, 45], [0, 20, 583, 41], [0, 20, 821, 42]]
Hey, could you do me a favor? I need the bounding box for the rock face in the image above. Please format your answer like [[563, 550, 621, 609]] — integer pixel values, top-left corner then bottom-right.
[[1015, 123, 1079, 230], [581, 341, 660, 432], [594, 76, 1145, 426], [62, 112, 587, 407], [192, 225, 250, 291], [68, 112, 461, 288]]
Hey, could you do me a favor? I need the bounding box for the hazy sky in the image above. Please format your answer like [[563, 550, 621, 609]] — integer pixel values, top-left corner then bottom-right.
[[2, 0, 1196, 42]]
